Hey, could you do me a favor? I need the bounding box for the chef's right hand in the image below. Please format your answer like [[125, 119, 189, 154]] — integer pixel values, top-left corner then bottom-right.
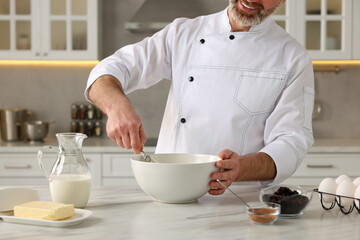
[[106, 99, 146, 154], [87, 75, 146, 154]]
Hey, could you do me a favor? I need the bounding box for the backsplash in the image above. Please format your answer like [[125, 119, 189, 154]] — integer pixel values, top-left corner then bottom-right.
[[0, 0, 359, 140], [0, 64, 170, 139], [312, 68, 360, 138]]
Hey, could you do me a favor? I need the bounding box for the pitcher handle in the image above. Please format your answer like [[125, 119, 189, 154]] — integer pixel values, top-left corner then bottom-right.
[[37, 145, 57, 181]]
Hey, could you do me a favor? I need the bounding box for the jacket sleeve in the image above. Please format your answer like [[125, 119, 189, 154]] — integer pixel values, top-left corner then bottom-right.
[[260, 54, 315, 185], [84, 23, 173, 101]]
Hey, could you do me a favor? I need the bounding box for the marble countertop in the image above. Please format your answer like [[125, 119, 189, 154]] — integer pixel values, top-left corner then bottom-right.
[[0, 181, 359, 240], [1, 138, 360, 153]]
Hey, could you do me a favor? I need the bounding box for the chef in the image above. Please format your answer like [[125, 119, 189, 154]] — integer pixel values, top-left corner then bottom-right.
[[85, 0, 314, 195]]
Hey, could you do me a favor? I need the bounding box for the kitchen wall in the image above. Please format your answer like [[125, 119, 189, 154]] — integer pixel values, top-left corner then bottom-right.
[[313, 68, 360, 138], [0, 0, 359, 140]]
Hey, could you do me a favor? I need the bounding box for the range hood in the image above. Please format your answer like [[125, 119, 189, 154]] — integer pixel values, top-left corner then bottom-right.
[[125, 0, 228, 32]]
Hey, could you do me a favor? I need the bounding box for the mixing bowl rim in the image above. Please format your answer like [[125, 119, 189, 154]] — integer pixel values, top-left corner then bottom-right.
[[260, 184, 312, 195], [245, 202, 281, 215], [131, 153, 220, 165], [0, 108, 27, 112], [23, 120, 49, 126]]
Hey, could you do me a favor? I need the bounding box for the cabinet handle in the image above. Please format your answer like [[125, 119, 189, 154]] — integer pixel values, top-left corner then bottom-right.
[[86, 158, 91, 163], [306, 164, 333, 168], [4, 164, 31, 169], [43, 52, 48, 56], [35, 52, 40, 56]]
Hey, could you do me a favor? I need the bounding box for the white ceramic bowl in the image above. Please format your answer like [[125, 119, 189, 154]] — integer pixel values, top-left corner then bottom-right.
[[131, 153, 220, 203]]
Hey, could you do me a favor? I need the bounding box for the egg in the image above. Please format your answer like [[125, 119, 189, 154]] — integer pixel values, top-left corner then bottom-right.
[[355, 185, 360, 209], [318, 178, 337, 203], [335, 175, 352, 185], [336, 180, 355, 207], [353, 177, 360, 187]]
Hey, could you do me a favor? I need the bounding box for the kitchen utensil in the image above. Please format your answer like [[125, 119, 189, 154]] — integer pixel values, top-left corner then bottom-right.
[[37, 133, 91, 208], [131, 153, 219, 203], [217, 180, 279, 220], [22, 120, 54, 142], [216, 179, 251, 208], [141, 150, 158, 163], [0, 108, 31, 141], [312, 99, 322, 119]]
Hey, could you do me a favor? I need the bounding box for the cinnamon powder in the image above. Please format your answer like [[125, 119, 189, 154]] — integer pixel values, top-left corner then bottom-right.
[[248, 208, 278, 224]]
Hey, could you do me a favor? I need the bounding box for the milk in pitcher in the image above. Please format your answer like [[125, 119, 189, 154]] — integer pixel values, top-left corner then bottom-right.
[[50, 174, 91, 208]]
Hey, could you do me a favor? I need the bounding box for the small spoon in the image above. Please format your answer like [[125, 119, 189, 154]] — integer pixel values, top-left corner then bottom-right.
[[141, 150, 158, 163], [216, 179, 251, 208]]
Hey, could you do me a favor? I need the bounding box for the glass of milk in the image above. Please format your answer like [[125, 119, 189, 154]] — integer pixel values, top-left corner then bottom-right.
[[38, 133, 91, 208]]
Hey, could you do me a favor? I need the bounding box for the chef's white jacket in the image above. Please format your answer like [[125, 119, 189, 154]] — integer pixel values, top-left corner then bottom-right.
[[86, 8, 315, 185]]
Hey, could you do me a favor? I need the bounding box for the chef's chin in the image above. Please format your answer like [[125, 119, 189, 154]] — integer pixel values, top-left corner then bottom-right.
[[228, 6, 260, 26], [228, 0, 283, 27]]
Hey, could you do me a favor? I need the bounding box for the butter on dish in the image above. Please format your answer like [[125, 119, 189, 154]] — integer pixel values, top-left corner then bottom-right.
[[14, 201, 74, 221]]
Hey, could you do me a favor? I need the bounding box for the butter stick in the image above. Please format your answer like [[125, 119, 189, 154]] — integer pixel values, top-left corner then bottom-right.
[[14, 201, 74, 221]]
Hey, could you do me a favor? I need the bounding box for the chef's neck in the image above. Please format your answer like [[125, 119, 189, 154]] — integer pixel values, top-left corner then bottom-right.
[[228, 11, 251, 32]]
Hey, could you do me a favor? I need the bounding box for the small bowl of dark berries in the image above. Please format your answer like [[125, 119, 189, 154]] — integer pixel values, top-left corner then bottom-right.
[[259, 185, 313, 218]]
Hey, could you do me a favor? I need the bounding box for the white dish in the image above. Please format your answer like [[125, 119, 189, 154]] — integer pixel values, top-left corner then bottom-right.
[[0, 187, 39, 212], [0, 209, 92, 228]]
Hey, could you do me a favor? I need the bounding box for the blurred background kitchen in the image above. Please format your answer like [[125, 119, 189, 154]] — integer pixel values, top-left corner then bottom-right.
[[0, 0, 360, 141]]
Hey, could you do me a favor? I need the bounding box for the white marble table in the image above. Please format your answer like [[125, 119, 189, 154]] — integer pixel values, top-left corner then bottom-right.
[[1, 181, 359, 240]]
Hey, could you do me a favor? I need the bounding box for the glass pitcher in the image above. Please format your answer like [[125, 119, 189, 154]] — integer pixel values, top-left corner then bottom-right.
[[37, 133, 91, 208]]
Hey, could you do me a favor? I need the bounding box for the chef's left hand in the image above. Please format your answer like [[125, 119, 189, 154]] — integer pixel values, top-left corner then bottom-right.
[[208, 149, 240, 195]]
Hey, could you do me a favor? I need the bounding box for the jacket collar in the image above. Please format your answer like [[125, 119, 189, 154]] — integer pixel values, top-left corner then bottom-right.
[[221, 7, 274, 33]]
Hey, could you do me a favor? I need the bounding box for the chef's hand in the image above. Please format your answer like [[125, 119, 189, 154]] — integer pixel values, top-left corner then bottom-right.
[[88, 75, 146, 154], [208, 150, 277, 195], [208, 149, 240, 195], [106, 99, 146, 154]]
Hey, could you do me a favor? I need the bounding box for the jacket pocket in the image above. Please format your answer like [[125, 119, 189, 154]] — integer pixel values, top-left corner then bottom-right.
[[234, 71, 286, 114], [303, 87, 315, 130]]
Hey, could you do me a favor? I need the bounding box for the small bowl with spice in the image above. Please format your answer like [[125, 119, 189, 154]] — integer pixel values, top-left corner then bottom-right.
[[246, 202, 280, 225], [260, 185, 313, 218]]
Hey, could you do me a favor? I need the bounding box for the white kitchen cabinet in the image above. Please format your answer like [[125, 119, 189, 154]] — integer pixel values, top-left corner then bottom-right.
[[83, 153, 102, 186], [298, 0, 352, 60], [0, 153, 53, 185], [0, 0, 99, 60], [353, 0, 360, 59], [271, 2, 296, 41], [0, 150, 139, 186], [101, 153, 136, 186], [0, 152, 101, 185], [271, 0, 356, 60], [283, 153, 360, 186]]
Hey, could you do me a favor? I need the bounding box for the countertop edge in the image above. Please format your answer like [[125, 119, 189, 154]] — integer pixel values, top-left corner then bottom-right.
[[1, 138, 360, 153]]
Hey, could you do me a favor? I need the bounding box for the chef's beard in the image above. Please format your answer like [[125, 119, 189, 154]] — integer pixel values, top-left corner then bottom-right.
[[228, 0, 282, 27]]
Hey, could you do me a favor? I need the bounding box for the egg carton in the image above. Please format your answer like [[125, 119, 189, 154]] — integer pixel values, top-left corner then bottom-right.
[[313, 189, 360, 215]]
